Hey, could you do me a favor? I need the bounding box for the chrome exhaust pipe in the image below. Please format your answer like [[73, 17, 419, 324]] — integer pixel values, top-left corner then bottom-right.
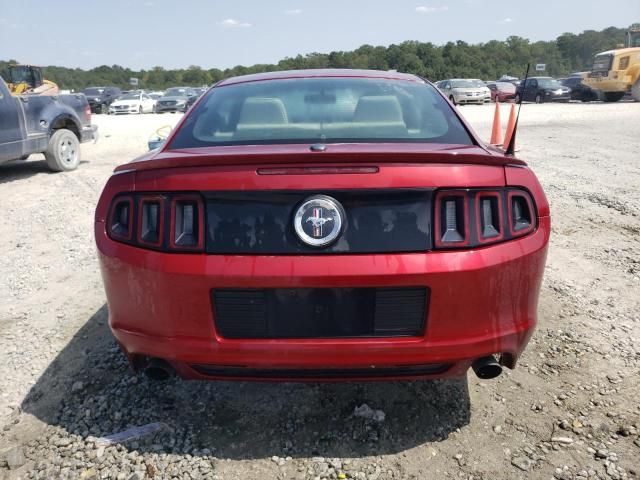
[[144, 358, 173, 381], [472, 356, 503, 379]]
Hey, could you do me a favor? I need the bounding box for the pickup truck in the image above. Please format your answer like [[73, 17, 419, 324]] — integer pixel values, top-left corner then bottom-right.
[[0, 75, 97, 172]]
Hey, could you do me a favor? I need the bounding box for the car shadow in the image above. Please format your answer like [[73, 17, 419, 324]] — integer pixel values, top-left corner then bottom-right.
[[21, 305, 471, 460], [0, 159, 90, 183], [0, 158, 52, 183]]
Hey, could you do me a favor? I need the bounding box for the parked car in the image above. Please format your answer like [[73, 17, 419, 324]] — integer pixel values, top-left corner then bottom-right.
[[486, 82, 517, 102], [95, 69, 550, 383], [0, 75, 97, 171], [561, 75, 599, 102], [437, 79, 491, 105], [184, 87, 208, 111], [82, 86, 122, 114], [515, 77, 571, 103], [155, 87, 196, 113], [109, 92, 156, 114]]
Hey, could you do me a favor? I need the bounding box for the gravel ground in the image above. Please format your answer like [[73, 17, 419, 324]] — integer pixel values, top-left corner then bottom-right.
[[1, 102, 639, 480]]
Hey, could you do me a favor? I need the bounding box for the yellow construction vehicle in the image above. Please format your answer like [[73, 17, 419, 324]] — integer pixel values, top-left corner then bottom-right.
[[6, 64, 59, 95], [584, 24, 640, 102]]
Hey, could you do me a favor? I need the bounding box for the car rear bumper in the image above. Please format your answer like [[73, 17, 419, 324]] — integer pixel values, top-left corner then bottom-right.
[[96, 216, 550, 381]]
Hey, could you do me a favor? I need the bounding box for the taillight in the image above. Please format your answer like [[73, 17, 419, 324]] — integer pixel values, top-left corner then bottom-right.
[[137, 196, 164, 246], [434, 191, 469, 248], [476, 191, 504, 244], [85, 105, 92, 122], [170, 195, 204, 250], [434, 188, 535, 249], [508, 191, 535, 237], [108, 197, 133, 241], [107, 193, 204, 252]]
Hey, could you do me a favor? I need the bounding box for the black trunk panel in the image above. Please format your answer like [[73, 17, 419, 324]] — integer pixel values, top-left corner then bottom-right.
[[204, 189, 432, 254], [212, 287, 428, 339]]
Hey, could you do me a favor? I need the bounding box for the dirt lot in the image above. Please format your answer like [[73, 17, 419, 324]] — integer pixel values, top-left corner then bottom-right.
[[1, 103, 639, 480]]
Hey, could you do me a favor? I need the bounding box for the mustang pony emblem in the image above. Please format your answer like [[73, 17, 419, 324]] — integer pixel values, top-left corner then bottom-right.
[[294, 196, 344, 247], [306, 208, 333, 237]]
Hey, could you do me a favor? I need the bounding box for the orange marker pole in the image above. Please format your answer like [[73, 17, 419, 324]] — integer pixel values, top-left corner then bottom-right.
[[490, 102, 503, 145], [503, 104, 517, 150]]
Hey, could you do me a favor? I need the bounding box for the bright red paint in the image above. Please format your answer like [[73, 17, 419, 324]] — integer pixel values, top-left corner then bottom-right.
[[95, 70, 550, 381], [488, 82, 517, 103]]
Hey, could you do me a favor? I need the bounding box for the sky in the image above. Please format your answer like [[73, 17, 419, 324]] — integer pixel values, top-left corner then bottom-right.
[[1, 0, 638, 71]]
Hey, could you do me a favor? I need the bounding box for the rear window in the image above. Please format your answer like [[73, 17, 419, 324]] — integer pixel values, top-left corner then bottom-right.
[[168, 77, 473, 149]]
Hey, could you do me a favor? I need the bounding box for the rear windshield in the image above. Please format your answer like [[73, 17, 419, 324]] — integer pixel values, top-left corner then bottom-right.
[[169, 77, 473, 148]]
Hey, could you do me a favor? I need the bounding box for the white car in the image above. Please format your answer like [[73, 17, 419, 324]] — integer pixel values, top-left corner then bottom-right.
[[109, 93, 156, 114], [437, 79, 491, 105]]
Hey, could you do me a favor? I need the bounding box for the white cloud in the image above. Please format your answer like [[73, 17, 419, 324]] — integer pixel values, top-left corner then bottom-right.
[[498, 17, 513, 24], [218, 18, 252, 28], [284, 9, 302, 15], [415, 5, 448, 13]]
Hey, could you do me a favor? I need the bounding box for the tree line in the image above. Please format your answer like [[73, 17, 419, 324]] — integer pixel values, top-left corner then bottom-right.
[[1, 26, 628, 91]]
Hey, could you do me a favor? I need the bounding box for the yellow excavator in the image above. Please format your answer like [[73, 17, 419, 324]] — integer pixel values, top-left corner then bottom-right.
[[6, 64, 59, 95]]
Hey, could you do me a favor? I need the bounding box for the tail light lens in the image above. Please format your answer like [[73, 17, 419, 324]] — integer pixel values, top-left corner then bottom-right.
[[434, 191, 469, 248], [107, 193, 204, 252], [137, 196, 164, 246], [170, 195, 204, 250], [108, 197, 133, 241], [434, 188, 535, 249], [508, 191, 535, 237], [476, 191, 504, 244], [84, 105, 92, 122]]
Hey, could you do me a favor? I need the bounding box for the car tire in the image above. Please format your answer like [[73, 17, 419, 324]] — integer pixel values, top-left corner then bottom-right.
[[449, 95, 456, 105], [535, 94, 542, 104], [631, 79, 640, 102], [139, 106, 143, 114], [101, 104, 109, 115], [514, 94, 521, 103], [603, 92, 625, 102], [44, 129, 81, 172]]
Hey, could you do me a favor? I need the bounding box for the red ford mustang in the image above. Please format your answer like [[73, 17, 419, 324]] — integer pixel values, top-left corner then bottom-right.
[[95, 69, 550, 382]]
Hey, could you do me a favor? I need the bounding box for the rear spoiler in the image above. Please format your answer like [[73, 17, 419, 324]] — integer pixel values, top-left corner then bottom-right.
[[115, 144, 526, 173]]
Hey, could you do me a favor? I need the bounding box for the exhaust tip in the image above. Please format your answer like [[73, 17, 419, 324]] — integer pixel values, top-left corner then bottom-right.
[[143, 358, 173, 381], [472, 356, 503, 380]]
